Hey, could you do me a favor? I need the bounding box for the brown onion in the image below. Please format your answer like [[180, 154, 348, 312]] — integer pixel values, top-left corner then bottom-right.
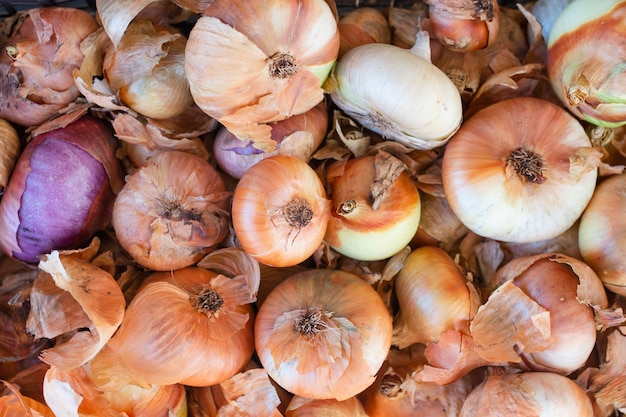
[[112, 150, 231, 271]]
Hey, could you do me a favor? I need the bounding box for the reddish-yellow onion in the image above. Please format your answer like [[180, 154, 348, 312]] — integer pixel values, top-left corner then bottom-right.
[[231, 155, 330, 267], [442, 96, 598, 243], [90, 266, 256, 389], [255, 268, 393, 401], [323, 152, 421, 261]]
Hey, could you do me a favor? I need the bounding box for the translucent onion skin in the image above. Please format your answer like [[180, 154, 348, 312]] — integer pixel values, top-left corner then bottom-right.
[[185, 0, 339, 151], [112, 150, 230, 271], [0, 115, 123, 264], [459, 371, 594, 417], [323, 153, 421, 261], [231, 155, 331, 267], [90, 266, 256, 389], [578, 173, 626, 296], [330, 42, 463, 150], [547, 0, 626, 128], [442, 96, 597, 243], [255, 268, 393, 401]]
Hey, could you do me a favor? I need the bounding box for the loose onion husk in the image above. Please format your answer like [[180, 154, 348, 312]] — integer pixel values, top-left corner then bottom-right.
[[255, 268, 393, 401]]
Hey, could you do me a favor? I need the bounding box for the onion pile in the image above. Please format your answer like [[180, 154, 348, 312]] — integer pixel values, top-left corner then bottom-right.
[[2, 1, 626, 416]]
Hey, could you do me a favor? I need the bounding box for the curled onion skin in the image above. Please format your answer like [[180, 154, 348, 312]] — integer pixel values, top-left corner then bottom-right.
[[255, 268, 392, 401], [442, 96, 598, 243], [231, 155, 330, 267], [0, 115, 123, 264], [112, 150, 231, 271]]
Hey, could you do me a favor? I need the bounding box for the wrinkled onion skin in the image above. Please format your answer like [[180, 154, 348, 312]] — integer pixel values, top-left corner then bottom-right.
[[0, 116, 122, 263]]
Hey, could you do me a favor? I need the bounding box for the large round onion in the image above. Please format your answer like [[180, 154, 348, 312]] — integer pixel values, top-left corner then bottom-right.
[[0, 115, 123, 264], [184, 0, 339, 152]]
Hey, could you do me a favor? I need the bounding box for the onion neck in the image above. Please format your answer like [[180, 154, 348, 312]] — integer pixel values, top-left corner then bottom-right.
[[505, 147, 546, 184], [294, 306, 329, 340], [281, 198, 313, 229], [269, 52, 298, 79], [191, 286, 224, 317]]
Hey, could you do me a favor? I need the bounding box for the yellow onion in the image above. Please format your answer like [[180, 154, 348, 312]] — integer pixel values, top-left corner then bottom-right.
[[255, 268, 392, 401], [185, 0, 340, 151], [112, 150, 231, 271], [329, 38, 463, 150], [459, 370, 594, 416], [323, 151, 421, 261], [285, 395, 368, 416], [90, 262, 257, 389], [43, 364, 187, 417], [103, 20, 193, 120], [392, 245, 481, 349], [442, 96, 599, 243], [337, 7, 391, 58], [0, 7, 99, 127], [473, 253, 608, 376], [578, 173, 626, 296], [425, 0, 500, 52], [547, 0, 626, 128], [0, 119, 20, 195]]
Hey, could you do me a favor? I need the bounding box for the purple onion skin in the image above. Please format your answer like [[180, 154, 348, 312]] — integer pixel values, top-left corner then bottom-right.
[[0, 115, 123, 264]]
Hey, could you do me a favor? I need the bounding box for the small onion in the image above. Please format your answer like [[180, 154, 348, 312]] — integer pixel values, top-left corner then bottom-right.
[[255, 268, 393, 401], [112, 150, 231, 271], [547, 0, 626, 127], [0, 7, 99, 127], [459, 371, 594, 416], [185, 0, 339, 151], [337, 7, 391, 58], [231, 155, 330, 267], [323, 151, 421, 261], [330, 39, 463, 150], [213, 101, 328, 179], [0, 115, 123, 264], [103, 20, 194, 120], [442, 96, 598, 243]]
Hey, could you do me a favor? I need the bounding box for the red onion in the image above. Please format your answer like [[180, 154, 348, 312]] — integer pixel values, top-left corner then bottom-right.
[[212, 102, 328, 179], [0, 115, 123, 264]]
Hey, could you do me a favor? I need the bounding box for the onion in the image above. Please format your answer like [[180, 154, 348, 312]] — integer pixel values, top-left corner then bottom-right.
[[0, 7, 99, 127], [547, 0, 626, 128], [90, 263, 257, 389], [337, 7, 391, 58], [112, 150, 231, 271], [0, 115, 123, 264], [102, 20, 194, 120], [323, 151, 421, 261], [459, 370, 595, 416], [185, 0, 339, 151], [231, 155, 330, 267], [578, 172, 626, 296], [255, 268, 392, 401], [442, 96, 599, 243], [330, 39, 463, 150], [213, 101, 328, 179]]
